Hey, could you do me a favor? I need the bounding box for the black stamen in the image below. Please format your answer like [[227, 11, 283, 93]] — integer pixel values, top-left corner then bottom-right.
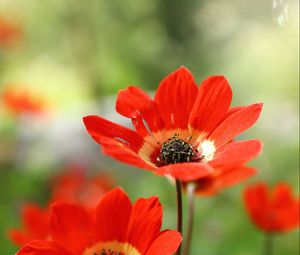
[[158, 135, 201, 166]]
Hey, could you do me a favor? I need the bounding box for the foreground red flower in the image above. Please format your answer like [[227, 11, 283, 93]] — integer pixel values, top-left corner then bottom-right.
[[17, 188, 182, 255], [1, 86, 47, 116], [0, 16, 21, 46], [50, 166, 114, 208], [8, 204, 49, 247], [84, 66, 262, 181], [244, 182, 299, 232]]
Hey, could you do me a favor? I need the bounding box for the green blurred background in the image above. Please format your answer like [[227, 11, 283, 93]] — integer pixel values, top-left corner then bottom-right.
[[0, 0, 299, 254]]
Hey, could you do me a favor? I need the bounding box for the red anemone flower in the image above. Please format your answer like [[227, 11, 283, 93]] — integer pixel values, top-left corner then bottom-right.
[[0, 16, 21, 46], [244, 182, 299, 232], [183, 165, 256, 195], [8, 204, 49, 247], [50, 167, 114, 208], [17, 187, 182, 255], [84, 67, 262, 182]]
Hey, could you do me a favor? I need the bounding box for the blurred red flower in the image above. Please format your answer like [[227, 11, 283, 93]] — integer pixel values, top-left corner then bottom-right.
[[1, 86, 47, 116], [17, 187, 182, 255], [84, 66, 262, 182], [9, 167, 114, 247], [8, 204, 49, 247], [244, 182, 299, 232], [0, 16, 21, 46], [50, 166, 114, 208], [183, 165, 256, 195]]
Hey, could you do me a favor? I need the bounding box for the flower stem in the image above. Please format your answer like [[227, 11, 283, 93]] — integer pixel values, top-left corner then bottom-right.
[[183, 183, 196, 255], [264, 233, 274, 255], [176, 179, 183, 255]]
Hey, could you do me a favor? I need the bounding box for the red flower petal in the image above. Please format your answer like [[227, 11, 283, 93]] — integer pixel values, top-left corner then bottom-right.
[[289, 199, 300, 228], [126, 196, 162, 253], [217, 166, 256, 188], [8, 204, 49, 246], [83, 115, 144, 153], [244, 183, 272, 230], [99, 137, 155, 171], [245, 182, 268, 209], [95, 187, 132, 242], [116, 86, 164, 134], [8, 229, 28, 247], [272, 183, 294, 207], [189, 76, 232, 134], [193, 165, 256, 196], [156, 162, 213, 181], [210, 139, 263, 167], [16, 240, 68, 255], [225, 106, 246, 118], [50, 203, 94, 254], [271, 183, 299, 230], [145, 230, 182, 255], [209, 103, 263, 147], [116, 86, 153, 118], [22, 205, 49, 236], [154, 66, 198, 130]]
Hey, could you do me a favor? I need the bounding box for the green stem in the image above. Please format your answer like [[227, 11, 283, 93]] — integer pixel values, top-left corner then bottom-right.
[[183, 183, 196, 255], [264, 233, 274, 255], [176, 180, 183, 255]]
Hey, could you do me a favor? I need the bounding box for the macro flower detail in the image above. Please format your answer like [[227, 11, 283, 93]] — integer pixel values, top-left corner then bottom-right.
[[16, 187, 182, 255], [244, 182, 299, 232], [158, 134, 200, 165], [83, 67, 263, 182]]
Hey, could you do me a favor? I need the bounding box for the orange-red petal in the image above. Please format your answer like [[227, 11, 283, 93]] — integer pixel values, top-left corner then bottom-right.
[[100, 137, 155, 171], [154, 66, 198, 130], [8, 204, 49, 246], [210, 139, 262, 167], [209, 103, 263, 148], [8, 229, 29, 247], [16, 240, 69, 255], [50, 203, 94, 254], [83, 115, 144, 153], [126, 196, 162, 253], [189, 76, 232, 134], [116, 86, 164, 135], [156, 162, 213, 181], [95, 187, 132, 242], [191, 165, 256, 196], [215, 166, 256, 190], [145, 230, 182, 255]]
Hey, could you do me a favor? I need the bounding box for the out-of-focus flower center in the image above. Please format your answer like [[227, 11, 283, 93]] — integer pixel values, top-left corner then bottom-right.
[[95, 248, 124, 255], [83, 242, 140, 255], [157, 134, 202, 165]]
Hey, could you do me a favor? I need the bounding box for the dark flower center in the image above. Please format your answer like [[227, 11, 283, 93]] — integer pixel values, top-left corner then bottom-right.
[[95, 248, 124, 255], [157, 134, 199, 165]]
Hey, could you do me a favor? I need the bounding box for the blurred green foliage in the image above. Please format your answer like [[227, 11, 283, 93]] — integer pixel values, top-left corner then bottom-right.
[[0, 0, 299, 254]]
